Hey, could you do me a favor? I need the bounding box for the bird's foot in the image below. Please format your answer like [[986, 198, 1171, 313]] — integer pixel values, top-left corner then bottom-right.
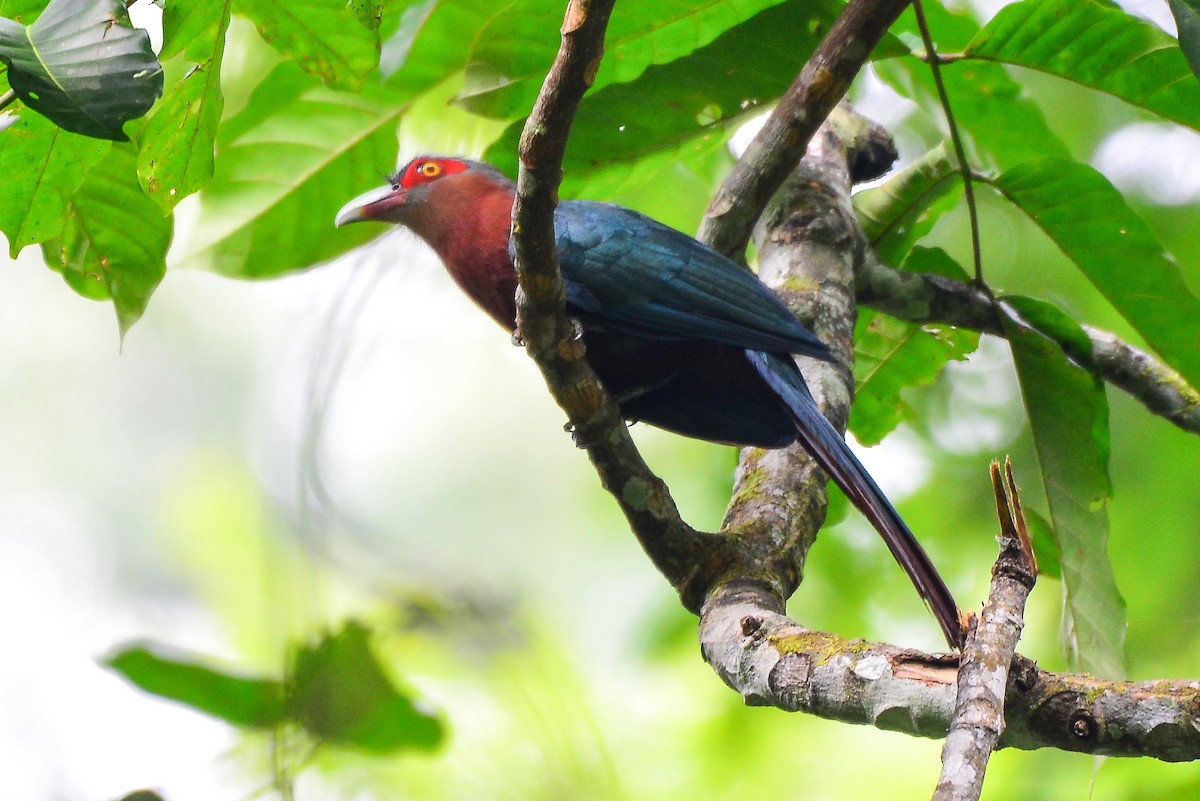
[[563, 418, 637, 449], [562, 420, 588, 449]]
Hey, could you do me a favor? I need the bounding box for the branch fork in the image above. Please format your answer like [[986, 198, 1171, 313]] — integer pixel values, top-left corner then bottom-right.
[[510, 0, 1200, 770]]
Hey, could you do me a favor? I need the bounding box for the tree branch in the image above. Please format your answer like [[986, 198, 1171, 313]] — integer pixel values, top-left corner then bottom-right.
[[716, 124, 865, 606], [512, 1, 1200, 764], [696, 0, 912, 259], [933, 460, 1037, 801], [695, 112, 1200, 760], [511, 0, 736, 610], [699, 581, 1200, 762], [856, 253, 1200, 436]]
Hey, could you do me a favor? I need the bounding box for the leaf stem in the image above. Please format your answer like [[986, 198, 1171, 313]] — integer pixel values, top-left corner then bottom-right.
[[0, 90, 16, 112], [912, 0, 984, 285]]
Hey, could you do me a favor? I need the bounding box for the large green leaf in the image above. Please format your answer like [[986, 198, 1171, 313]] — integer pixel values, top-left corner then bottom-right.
[[456, 0, 793, 120], [289, 621, 445, 752], [989, 158, 1200, 392], [233, 0, 379, 91], [180, 66, 401, 278], [159, 0, 225, 60], [853, 143, 959, 265], [185, 0, 505, 280], [380, 0, 513, 87], [484, 0, 850, 198], [1001, 295, 1125, 678], [1168, 0, 1200, 80], [212, 58, 316, 149], [137, 0, 231, 212], [106, 643, 288, 729], [851, 248, 978, 445], [42, 144, 171, 335], [876, 3, 1070, 170], [0, 109, 108, 256], [0, 0, 162, 140], [966, 0, 1200, 132], [378, 0, 448, 80]]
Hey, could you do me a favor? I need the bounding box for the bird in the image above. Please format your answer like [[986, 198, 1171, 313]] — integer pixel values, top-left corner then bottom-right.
[[336, 155, 963, 649]]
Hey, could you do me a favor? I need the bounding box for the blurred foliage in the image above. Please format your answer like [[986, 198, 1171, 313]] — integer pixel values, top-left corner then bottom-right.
[[106, 620, 445, 753], [3, 0, 1200, 798]]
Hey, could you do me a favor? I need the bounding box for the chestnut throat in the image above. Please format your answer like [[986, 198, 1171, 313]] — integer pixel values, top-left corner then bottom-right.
[[411, 174, 521, 331]]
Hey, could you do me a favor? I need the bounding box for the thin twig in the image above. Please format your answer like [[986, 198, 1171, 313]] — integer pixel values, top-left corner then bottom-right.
[[912, 0, 984, 284], [855, 253, 1200, 436], [932, 460, 1037, 801], [0, 89, 16, 112]]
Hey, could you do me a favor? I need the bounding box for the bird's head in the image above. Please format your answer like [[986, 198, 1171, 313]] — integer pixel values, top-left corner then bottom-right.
[[334, 156, 511, 228]]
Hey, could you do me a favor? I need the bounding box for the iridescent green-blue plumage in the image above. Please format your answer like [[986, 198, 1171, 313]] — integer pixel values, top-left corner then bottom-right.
[[336, 156, 963, 649]]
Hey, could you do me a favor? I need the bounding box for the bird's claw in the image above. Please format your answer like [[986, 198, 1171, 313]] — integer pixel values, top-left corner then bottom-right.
[[562, 420, 588, 449]]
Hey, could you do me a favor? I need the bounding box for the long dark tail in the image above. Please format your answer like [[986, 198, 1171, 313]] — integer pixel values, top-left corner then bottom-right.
[[747, 350, 963, 650]]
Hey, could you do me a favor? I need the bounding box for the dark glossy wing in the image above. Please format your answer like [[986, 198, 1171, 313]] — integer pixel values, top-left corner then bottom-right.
[[549, 200, 833, 361]]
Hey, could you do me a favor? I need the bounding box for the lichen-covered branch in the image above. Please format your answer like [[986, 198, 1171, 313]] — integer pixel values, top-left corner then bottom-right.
[[856, 253, 1200, 436], [699, 581, 1200, 762], [696, 0, 912, 259], [512, 1, 1200, 764], [696, 112, 1200, 762], [715, 125, 864, 604], [933, 462, 1037, 801]]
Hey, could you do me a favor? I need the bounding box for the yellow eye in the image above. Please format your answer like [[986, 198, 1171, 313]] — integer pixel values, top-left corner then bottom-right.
[[418, 162, 442, 178]]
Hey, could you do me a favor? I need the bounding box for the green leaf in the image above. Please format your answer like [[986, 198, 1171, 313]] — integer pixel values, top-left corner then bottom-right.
[[851, 248, 978, 445], [105, 643, 287, 729], [235, 0, 379, 91], [290, 621, 444, 752], [378, 0, 442, 80], [966, 0, 1200, 132], [42, 144, 171, 335], [137, 0, 230, 211], [877, 3, 1070, 170], [1023, 505, 1062, 580], [456, 0, 793, 120], [380, 0, 506, 86], [0, 0, 163, 140], [0, 0, 44, 22], [159, 0, 227, 61], [1168, 0, 1200, 81], [484, 0, 849, 198], [853, 143, 959, 265], [180, 70, 401, 278], [989, 158, 1200, 392], [213, 59, 316, 148], [0, 110, 109, 256], [1001, 295, 1125, 677], [347, 0, 384, 31]]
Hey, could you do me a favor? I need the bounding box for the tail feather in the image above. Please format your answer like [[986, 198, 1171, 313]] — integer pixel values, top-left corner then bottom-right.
[[747, 351, 963, 650]]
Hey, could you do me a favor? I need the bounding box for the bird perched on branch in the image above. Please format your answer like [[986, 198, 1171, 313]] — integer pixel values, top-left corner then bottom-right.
[[336, 156, 963, 649]]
